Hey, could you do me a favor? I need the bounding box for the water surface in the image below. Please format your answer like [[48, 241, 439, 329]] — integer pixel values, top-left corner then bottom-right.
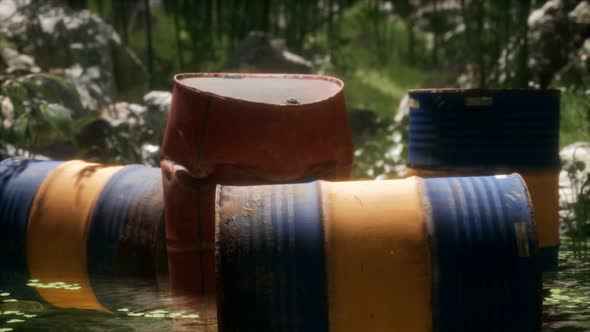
[[1, 244, 588, 331]]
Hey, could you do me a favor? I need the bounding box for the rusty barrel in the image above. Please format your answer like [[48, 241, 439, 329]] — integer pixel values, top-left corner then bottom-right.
[[216, 174, 540, 332], [406, 88, 560, 271], [161, 73, 354, 315], [0, 159, 167, 313]]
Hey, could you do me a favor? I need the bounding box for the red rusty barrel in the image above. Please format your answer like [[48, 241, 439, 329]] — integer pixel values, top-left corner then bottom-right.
[[161, 73, 353, 321]]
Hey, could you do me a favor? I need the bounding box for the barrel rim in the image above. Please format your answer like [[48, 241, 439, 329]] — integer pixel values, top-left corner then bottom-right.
[[173, 72, 345, 107], [408, 87, 561, 94], [406, 165, 562, 174]]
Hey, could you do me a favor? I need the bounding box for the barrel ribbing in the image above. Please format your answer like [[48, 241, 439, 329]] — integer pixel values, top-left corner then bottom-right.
[[0, 158, 62, 301], [215, 175, 540, 332]]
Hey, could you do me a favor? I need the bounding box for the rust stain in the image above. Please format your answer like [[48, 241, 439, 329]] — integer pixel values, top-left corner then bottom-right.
[[354, 195, 364, 207], [242, 206, 255, 217]]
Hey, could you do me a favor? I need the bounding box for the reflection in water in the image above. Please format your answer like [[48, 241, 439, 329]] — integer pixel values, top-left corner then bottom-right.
[[0, 275, 216, 332], [543, 245, 590, 332], [0, 243, 588, 331]]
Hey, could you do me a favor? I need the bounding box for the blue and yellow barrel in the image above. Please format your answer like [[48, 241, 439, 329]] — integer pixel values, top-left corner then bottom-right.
[[0, 158, 63, 301], [406, 88, 560, 271], [215, 174, 541, 332], [0, 159, 167, 313]]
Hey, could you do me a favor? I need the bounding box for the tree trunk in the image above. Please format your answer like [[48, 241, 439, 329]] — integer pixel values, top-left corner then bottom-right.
[[476, 1, 486, 88], [143, 0, 154, 88], [502, 0, 512, 83], [408, 16, 415, 65], [516, 0, 530, 87], [173, 0, 185, 70], [115, 0, 129, 44], [216, 0, 223, 39], [328, 0, 334, 47], [205, 0, 213, 41], [97, 0, 104, 17], [432, 0, 439, 66], [261, 0, 271, 32]]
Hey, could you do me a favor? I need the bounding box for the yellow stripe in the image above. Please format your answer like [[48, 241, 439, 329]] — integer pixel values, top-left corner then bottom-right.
[[322, 178, 432, 332], [519, 170, 560, 248], [407, 168, 560, 249], [27, 161, 123, 313]]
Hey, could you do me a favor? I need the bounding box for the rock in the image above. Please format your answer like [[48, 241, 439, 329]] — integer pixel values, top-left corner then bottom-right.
[[224, 31, 312, 73], [103, 90, 170, 128], [100, 102, 147, 129], [1, 47, 40, 74], [0, 0, 148, 111], [100, 91, 170, 147], [142, 90, 171, 143], [1, 96, 14, 129], [140, 143, 160, 166], [476, 0, 589, 88], [143, 91, 172, 114], [569, 0, 590, 26], [552, 38, 590, 87], [560, 141, 590, 205], [559, 141, 590, 233], [394, 95, 410, 125]]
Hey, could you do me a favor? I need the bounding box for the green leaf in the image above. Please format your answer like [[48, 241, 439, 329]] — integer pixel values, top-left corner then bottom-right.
[[72, 114, 100, 134], [574, 160, 586, 172], [12, 115, 28, 145], [3, 83, 27, 114], [40, 103, 73, 139], [20, 74, 78, 103]]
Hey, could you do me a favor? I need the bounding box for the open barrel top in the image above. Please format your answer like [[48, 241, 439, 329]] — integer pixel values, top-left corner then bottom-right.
[[174, 73, 343, 106]]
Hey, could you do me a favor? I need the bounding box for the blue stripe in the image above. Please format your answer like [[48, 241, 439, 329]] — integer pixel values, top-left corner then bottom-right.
[[408, 90, 560, 169], [0, 158, 62, 301], [424, 174, 540, 332], [87, 165, 164, 310], [217, 183, 329, 332]]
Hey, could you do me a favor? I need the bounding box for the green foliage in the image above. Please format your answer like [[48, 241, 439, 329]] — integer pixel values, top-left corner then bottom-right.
[[560, 90, 590, 148], [351, 119, 405, 179], [0, 73, 100, 159], [307, 3, 427, 117], [302, 3, 427, 178], [39, 103, 73, 139], [560, 145, 590, 258]]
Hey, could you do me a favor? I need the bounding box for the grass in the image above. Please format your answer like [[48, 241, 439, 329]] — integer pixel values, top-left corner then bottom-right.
[[560, 90, 590, 148], [306, 3, 428, 117]]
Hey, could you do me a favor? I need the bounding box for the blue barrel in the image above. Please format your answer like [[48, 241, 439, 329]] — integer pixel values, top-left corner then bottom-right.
[[423, 174, 540, 332], [407, 88, 560, 271], [0, 159, 169, 314], [215, 174, 540, 332], [407, 89, 560, 169], [88, 165, 167, 311], [0, 158, 63, 300]]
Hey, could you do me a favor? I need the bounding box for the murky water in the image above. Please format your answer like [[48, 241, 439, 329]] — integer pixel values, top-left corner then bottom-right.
[[542, 243, 590, 332], [1, 244, 588, 332], [0, 275, 215, 332]]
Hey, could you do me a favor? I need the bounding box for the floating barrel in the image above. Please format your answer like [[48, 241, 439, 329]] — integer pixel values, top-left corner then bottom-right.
[[0, 158, 63, 301], [87, 165, 168, 312], [406, 88, 560, 270], [161, 73, 354, 316], [0, 159, 167, 313], [216, 174, 541, 332]]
